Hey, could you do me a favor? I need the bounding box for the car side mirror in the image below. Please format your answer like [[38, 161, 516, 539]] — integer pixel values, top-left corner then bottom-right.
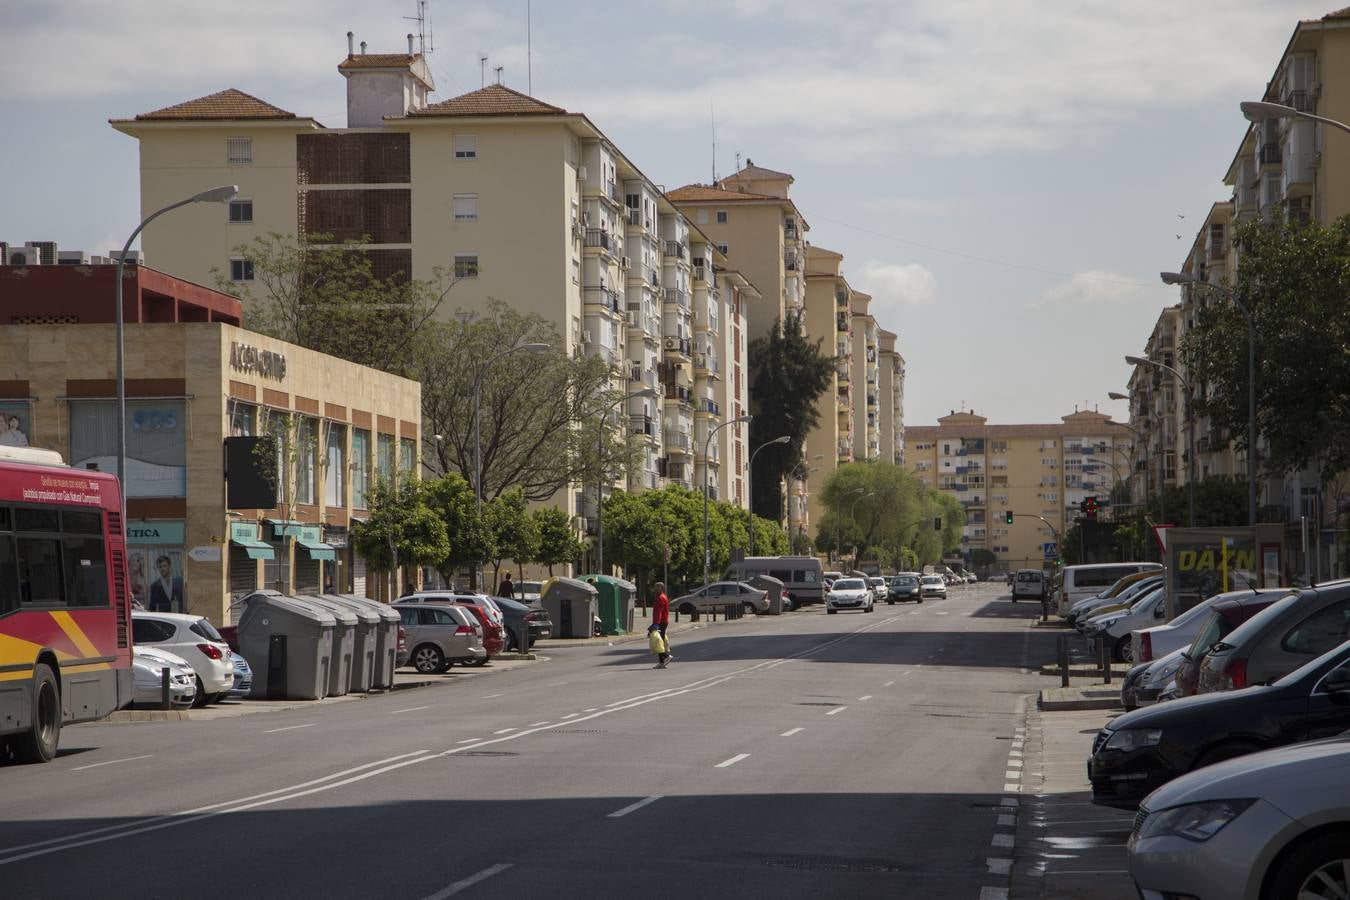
[[1154, 606, 1167, 619]]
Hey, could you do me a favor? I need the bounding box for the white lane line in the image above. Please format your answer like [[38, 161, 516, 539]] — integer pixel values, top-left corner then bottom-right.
[[825, 706, 847, 716], [263, 724, 316, 734], [935, 611, 949, 616], [607, 795, 663, 819], [909, 611, 922, 615], [561, 713, 579, 719], [420, 863, 514, 900], [986, 858, 1012, 876], [997, 814, 1016, 827], [480, 693, 505, 699], [583, 707, 599, 712], [1003, 782, 1021, 792], [979, 888, 1009, 900], [858, 695, 873, 702], [549, 681, 571, 687], [991, 834, 1015, 849], [492, 728, 517, 735], [71, 755, 153, 772], [527, 721, 550, 727], [883, 680, 896, 687], [715, 753, 750, 769], [1007, 759, 1024, 768], [780, 727, 804, 737], [388, 706, 430, 715], [456, 738, 482, 744]]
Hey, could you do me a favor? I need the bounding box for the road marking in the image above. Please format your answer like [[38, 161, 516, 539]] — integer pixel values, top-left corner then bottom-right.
[[780, 727, 804, 737], [1007, 759, 1023, 768], [263, 724, 315, 734], [858, 695, 872, 701], [997, 814, 1016, 827], [389, 706, 430, 715], [1009, 750, 1023, 758], [549, 681, 571, 687], [527, 721, 549, 727], [1004, 782, 1021, 792], [825, 706, 847, 716], [607, 795, 663, 818], [883, 680, 895, 687], [909, 611, 922, 615], [492, 728, 517, 735], [420, 863, 514, 900], [583, 707, 599, 712], [715, 753, 750, 768], [71, 755, 153, 772], [561, 713, 579, 719], [935, 611, 949, 616], [456, 738, 482, 744], [979, 888, 1009, 900], [480, 693, 505, 699], [986, 858, 1012, 875], [991, 834, 1015, 848]]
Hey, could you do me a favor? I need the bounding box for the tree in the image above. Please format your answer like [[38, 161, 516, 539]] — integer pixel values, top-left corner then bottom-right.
[[485, 490, 539, 588], [423, 474, 493, 587], [1184, 213, 1350, 478], [970, 548, 997, 569], [1145, 476, 1249, 528], [746, 312, 835, 521], [813, 462, 954, 565], [533, 506, 583, 576], [350, 480, 450, 575]]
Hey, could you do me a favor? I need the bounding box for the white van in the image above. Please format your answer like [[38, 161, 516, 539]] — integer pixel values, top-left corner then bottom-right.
[[1056, 562, 1163, 616], [723, 556, 825, 604]]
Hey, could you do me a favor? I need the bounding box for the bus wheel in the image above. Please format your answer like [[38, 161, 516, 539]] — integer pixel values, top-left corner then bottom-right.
[[13, 664, 60, 764]]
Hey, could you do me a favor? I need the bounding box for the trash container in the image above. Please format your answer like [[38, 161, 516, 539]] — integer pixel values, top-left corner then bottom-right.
[[337, 594, 400, 689], [541, 576, 599, 639], [298, 595, 359, 697], [235, 590, 335, 700], [583, 575, 637, 635], [748, 574, 785, 615], [313, 594, 379, 693]]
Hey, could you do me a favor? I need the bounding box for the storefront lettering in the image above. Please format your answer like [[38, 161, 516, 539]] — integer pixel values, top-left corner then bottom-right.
[[1177, 548, 1256, 572], [230, 342, 287, 381]]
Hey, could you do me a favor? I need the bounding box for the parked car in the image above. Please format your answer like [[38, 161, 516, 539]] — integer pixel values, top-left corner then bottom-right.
[[1171, 591, 1285, 697], [1011, 568, 1046, 602], [672, 581, 769, 616], [920, 574, 948, 600], [131, 611, 234, 707], [1066, 575, 1164, 627], [1132, 588, 1282, 664], [1083, 586, 1167, 661], [964, 572, 978, 584], [1088, 636, 1350, 810], [1199, 581, 1350, 695], [228, 651, 253, 700], [1128, 732, 1350, 900], [867, 577, 888, 603], [517, 581, 543, 604], [393, 603, 487, 673], [452, 602, 504, 663], [130, 646, 198, 709], [490, 595, 552, 650], [826, 577, 874, 614], [887, 574, 922, 604], [1056, 562, 1163, 616], [1121, 647, 1188, 710]]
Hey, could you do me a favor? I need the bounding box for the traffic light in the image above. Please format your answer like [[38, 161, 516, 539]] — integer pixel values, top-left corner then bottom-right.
[[1005, 510, 1014, 525], [1084, 495, 1098, 521]]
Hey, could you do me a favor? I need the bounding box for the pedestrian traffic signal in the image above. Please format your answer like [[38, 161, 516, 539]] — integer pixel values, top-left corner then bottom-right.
[[1084, 496, 1098, 521], [1005, 510, 1014, 525]]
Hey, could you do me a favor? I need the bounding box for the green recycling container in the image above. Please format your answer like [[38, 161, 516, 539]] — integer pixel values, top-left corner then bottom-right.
[[582, 575, 637, 635]]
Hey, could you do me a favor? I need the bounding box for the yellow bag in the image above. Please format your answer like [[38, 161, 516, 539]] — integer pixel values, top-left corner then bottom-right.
[[648, 629, 667, 655]]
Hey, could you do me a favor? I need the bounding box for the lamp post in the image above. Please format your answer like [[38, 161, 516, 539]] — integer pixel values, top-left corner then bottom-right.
[[836, 487, 866, 564], [1126, 355, 1196, 527], [703, 414, 753, 588], [595, 387, 657, 575], [747, 435, 790, 557], [114, 185, 238, 516], [1161, 271, 1257, 526], [848, 491, 876, 566], [1240, 100, 1350, 137]]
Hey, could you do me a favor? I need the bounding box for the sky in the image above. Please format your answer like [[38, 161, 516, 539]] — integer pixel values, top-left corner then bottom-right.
[[0, 0, 1320, 426]]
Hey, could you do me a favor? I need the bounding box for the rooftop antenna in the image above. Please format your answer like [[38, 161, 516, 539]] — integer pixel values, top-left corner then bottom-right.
[[494, 64, 504, 85], [527, 0, 533, 95], [734, 151, 741, 176], [711, 102, 717, 183], [480, 54, 488, 88], [403, 1, 431, 55]]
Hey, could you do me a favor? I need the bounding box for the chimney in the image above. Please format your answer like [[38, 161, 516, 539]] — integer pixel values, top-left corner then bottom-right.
[[407, 33, 415, 54], [360, 40, 367, 54], [347, 31, 354, 55]]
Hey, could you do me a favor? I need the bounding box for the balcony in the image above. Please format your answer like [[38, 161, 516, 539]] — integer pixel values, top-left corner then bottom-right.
[[1259, 143, 1281, 165], [584, 285, 621, 314], [662, 287, 689, 309], [664, 383, 692, 405], [692, 263, 708, 283], [665, 431, 692, 454], [584, 341, 618, 365], [698, 398, 721, 416], [694, 354, 720, 377], [866, 394, 877, 407], [605, 180, 621, 204], [785, 223, 799, 240], [1284, 89, 1312, 112], [836, 363, 850, 382], [838, 439, 853, 457], [625, 303, 657, 336], [663, 335, 692, 358], [584, 229, 614, 252], [838, 381, 850, 396], [836, 290, 848, 307], [784, 252, 799, 272], [626, 208, 647, 228], [836, 312, 849, 333], [664, 240, 687, 260], [629, 414, 656, 437]]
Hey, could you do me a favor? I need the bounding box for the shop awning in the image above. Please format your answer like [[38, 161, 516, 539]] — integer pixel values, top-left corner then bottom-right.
[[230, 535, 275, 560], [296, 536, 337, 562], [264, 518, 304, 537]]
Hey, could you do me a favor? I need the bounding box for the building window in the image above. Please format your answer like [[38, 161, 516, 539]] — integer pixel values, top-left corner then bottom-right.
[[452, 194, 478, 221], [399, 437, 416, 482], [226, 137, 253, 165], [454, 254, 479, 279], [377, 434, 395, 485], [351, 429, 371, 509], [716, 242, 729, 255], [69, 400, 187, 499], [716, 210, 728, 224], [228, 199, 253, 223], [453, 134, 477, 159], [571, 258, 581, 284], [295, 417, 318, 506], [230, 258, 254, 282], [324, 422, 346, 507]]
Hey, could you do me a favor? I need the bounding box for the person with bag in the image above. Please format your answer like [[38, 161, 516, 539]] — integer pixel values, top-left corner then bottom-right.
[[650, 581, 671, 668]]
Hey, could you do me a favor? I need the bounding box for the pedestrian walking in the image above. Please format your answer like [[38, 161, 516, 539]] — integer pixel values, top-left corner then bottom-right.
[[650, 581, 671, 668], [497, 572, 514, 599]]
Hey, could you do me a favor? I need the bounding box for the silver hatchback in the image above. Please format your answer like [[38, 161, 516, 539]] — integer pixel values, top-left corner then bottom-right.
[[394, 603, 487, 673]]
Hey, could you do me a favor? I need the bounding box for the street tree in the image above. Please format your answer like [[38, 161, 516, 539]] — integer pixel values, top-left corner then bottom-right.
[[485, 490, 539, 587], [423, 474, 493, 587], [532, 506, 583, 576], [350, 480, 450, 583]]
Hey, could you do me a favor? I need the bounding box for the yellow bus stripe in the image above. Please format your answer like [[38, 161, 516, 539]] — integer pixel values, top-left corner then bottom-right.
[[51, 611, 100, 659], [0, 632, 43, 669]]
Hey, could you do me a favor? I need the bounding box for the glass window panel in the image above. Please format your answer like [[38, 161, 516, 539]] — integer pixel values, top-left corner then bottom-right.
[[69, 400, 187, 497], [399, 438, 415, 482], [16, 508, 59, 532], [325, 423, 347, 507], [296, 417, 318, 505], [377, 434, 395, 485], [0, 536, 17, 616], [352, 429, 371, 509], [62, 510, 102, 534], [62, 535, 108, 608], [17, 536, 63, 605]]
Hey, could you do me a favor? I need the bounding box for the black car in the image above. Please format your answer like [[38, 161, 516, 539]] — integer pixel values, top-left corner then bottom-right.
[[1088, 637, 1350, 810], [491, 596, 553, 650], [887, 574, 922, 604]]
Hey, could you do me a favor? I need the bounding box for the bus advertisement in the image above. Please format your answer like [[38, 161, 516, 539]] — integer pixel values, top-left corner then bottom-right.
[[0, 446, 133, 763]]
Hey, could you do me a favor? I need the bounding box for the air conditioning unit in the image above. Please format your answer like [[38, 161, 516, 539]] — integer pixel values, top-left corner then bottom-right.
[[109, 250, 143, 265], [57, 251, 88, 265], [664, 337, 677, 350], [4, 246, 42, 265], [577, 165, 588, 182]]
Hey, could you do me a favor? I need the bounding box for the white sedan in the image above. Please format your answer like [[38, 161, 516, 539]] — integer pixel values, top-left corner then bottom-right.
[[131, 611, 235, 706], [826, 578, 875, 614], [920, 575, 948, 599]]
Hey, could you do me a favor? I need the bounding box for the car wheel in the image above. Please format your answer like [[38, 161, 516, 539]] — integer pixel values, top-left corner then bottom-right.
[[192, 676, 210, 707], [1113, 636, 1132, 663], [679, 603, 696, 618], [12, 664, 60, 764], [743, 602, 756, 616], [827, 608, 837, 614], [1262, 832, 1350, 900], [411, 644, 444, 675]]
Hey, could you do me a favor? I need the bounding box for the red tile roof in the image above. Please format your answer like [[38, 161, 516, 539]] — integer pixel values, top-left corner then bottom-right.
[[338, 53, 419, 70], [666, 184, 778, 203], [408, 84, 565, 117], [130, 88, 297, 121]]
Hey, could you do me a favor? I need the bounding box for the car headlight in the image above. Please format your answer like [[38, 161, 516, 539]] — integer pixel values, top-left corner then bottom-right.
[[1103, 727, 1163, 752], [1138, 799, 1255, 842], [1145, 660, 1183, 687]]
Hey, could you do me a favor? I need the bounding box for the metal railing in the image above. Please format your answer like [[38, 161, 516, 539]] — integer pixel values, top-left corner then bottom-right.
[[584, 229, 613, 251], [584, 285, 621, 313], [1259, 143, 1282, 165]]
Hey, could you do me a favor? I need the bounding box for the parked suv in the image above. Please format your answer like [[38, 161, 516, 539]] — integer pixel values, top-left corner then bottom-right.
[[393, 603, 487, 673], [1011, 569, 1046, 602], [1198, 581, 1350, 694]]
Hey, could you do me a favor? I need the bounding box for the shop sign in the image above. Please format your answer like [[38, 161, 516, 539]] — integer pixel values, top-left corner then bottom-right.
[[230, 522, 261, 543], [322, 525, 349, 548], [299, 525, 323, 544], [230, 342, 287, 380], [127, 521, 185, 545]]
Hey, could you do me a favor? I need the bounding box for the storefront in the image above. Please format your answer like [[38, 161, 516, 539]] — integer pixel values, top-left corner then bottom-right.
[[126, 520, 186, 612]]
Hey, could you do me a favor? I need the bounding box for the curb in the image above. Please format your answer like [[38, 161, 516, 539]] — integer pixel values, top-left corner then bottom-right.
[[1038, 688, 1121, 712]]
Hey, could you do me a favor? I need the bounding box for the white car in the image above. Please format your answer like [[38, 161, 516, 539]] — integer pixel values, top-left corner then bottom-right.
[[130, 646, 198, 708], [1084, 586, 1167, 662], [826, 578, 874, 614], [400, 591, 506, 628], [920, 574, 947, 599], [131, 611, 235, 706], [867, 577, 888, 603]]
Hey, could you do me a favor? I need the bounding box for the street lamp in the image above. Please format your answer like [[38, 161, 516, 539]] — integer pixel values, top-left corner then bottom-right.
[[747, 435, 790, 557], [1240, 100, 1350, 137], [703, 414, 753, 588], [114, 185, 237, 515], [1161, 271, 1257, 526], [848, 491, 876, 565], [1126, 355, 1196, 527], [595, 387, 657, 575]]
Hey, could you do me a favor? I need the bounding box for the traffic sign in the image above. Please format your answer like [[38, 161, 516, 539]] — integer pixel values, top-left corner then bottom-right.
[[1042, 542, 1059, 560]]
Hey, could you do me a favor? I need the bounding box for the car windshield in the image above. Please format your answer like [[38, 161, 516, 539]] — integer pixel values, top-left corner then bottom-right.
[[190, 619, 224, 642], [1213, 591, 1303, 653], [922, 576, 942, 584], [1017, 572, 1040, 582], [894, 576, 918, 585], [1187, 610, 1230, 659], [834, 579, 866, 590]]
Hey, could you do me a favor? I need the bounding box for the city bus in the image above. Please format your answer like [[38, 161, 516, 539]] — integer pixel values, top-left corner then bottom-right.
[[0, 446, 133, 763]]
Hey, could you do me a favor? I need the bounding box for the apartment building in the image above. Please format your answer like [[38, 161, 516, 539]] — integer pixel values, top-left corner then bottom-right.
[[1125, 307, 1184, 510], [907, 410, 1131, 569], [850, 294, 881, 461], [799, 246, 856, 536], [108, 41, 753, 530], [878, 330, 905, 465]]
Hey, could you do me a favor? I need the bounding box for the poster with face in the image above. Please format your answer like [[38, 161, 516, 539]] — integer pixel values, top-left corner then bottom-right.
[[129, 548, 185, 613], [0, 404, 31, 447]]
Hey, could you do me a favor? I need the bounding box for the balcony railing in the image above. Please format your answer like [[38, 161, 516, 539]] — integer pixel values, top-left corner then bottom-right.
[[584, 229, 613, 251], [629, 414, 656, 437], [666, 431, 691, 452], [584, 342, 618, 365], [784, 252, 798, 271], [664, 383, 692, 404], [584, 285, 621, 313], [606, 181, 621, 203], [699, 398, 721, 416], [1285, 90, 1312, 112], [626, 208, 644, 227], [836, 364, 850, 381], [836, 291, 848, 307], [664, 240, 687, 260], [1259, 143, 1282, 165], [662, 287, 689, 308], [663, 335, 692, 357]]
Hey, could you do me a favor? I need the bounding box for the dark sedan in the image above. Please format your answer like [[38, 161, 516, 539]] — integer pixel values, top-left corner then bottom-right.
[[1088, 638, 1350, 810], [492, 595, 552, 650], [887, 574, 922, 604]]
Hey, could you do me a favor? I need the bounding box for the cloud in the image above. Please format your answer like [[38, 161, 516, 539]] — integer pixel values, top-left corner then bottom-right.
[[855, 261, 937, 308], [1030, 270, 1151, 308]]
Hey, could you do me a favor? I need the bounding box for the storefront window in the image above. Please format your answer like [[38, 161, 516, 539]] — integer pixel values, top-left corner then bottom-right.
[[399, 437, 416, 483], [127, 521, 186, 613], [264, 410, 290, 500], [377, 433, 395, 486], [229, 401, 256, 437], [325, 422, 346, 507], [352, 429, 371, 509], [70, 400, 187, 498], [296, 417, 318, 506]]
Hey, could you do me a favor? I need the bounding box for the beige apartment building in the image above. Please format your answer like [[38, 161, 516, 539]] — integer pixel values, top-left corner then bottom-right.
[[878, 330, 905, 465], [109, 44, 755, 535], [799, 247, 856, 535], [907, 411, 1131, 569], [850, 295, 882, 462], [1125, 306, 1184, 513]]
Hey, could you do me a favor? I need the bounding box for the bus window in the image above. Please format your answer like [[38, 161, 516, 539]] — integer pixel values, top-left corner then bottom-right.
[[17, 536, 63, 605], [0, 536, 17, 616], [16, 508, 59, 533], [63, 532, 108, 607]]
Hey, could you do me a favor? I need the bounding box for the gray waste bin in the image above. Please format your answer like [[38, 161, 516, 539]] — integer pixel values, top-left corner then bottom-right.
[[749, 574, 785, 615], [541, 576, 599, 639], [337, 594, 400, 689], [297, 595, 358, 697], [235, 590, 335, 700], [314, 594, 379, 693]]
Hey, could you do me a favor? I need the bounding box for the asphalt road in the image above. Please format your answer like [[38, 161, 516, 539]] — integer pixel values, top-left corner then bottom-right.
[[0, 582, 1055, 900]]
